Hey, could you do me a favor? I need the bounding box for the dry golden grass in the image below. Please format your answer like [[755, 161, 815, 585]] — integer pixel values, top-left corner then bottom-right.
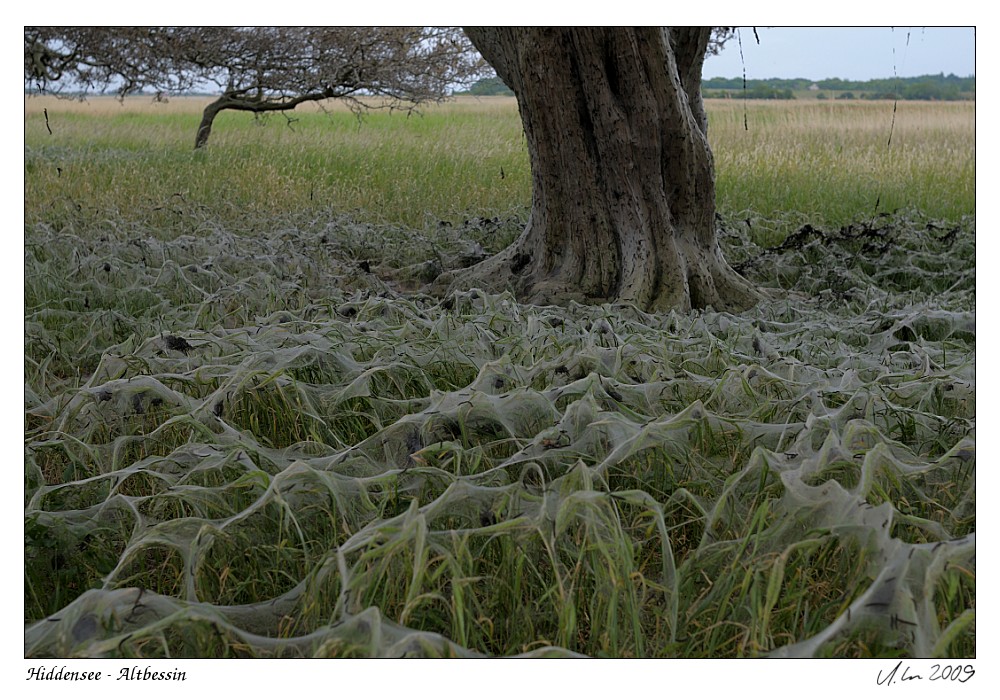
[[25, 94, 217, 116], [24, 94, 519, 116], [708, 99, 974, 228]]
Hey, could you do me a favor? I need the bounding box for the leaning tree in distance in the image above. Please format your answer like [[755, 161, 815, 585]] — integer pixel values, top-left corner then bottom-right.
[[443, 27, 758, 313], [24, 27, 484, 148]]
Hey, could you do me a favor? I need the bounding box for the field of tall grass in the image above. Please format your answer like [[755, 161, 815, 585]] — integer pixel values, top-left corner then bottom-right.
[[708, 99, 974, 237], [24, 94, 975, 661], [25, 95, 974, 235]]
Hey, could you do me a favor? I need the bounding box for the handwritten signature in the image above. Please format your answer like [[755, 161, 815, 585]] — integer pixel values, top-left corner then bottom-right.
[[877, 661, 975, 685]]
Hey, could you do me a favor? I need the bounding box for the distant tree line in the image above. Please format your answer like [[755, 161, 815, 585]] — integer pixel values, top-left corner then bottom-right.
[[707, 85, 795, 100], [703, 73, 974, 100], [465, 76, 514, 96]]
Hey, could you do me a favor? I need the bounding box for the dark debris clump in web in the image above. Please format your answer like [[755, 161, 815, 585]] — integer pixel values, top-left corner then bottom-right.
[[24, 210, 974, 658]]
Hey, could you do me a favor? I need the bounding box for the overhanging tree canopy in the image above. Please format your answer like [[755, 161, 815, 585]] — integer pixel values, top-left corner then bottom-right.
[[24, 27, 485, 148]]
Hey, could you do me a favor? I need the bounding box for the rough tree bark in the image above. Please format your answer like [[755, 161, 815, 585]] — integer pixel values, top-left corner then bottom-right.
[[444, 27, 758, 313]]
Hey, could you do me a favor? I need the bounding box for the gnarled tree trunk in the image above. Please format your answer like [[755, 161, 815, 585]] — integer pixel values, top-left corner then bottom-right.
[[447, 27, 757, 312]]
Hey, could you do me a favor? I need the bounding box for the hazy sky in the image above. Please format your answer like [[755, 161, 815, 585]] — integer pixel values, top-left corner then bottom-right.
[[702, 27, 976, 81]]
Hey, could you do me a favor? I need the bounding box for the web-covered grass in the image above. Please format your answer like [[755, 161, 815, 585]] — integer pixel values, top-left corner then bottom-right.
[[25, 207, 974, 658]]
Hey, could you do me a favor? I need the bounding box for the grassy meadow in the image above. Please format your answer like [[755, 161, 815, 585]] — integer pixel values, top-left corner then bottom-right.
[[25, 95, 974, 235], [708, 99, 974, 236], [24, 94, 975, 659]]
